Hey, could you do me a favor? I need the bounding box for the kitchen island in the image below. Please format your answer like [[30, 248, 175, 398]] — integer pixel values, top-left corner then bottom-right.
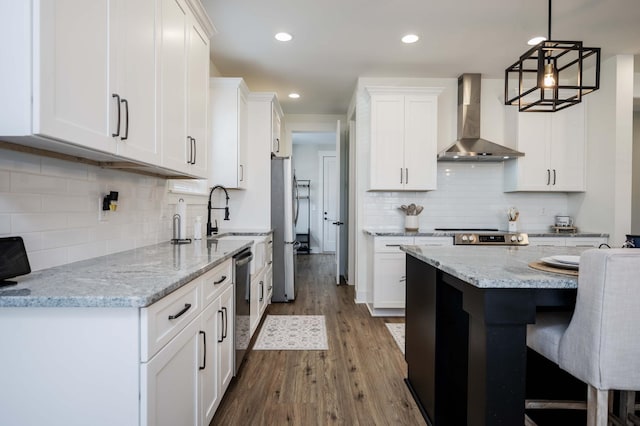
[[401, 245, 586, 426]]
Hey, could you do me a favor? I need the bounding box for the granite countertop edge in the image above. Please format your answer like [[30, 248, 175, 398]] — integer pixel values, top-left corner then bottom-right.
[[400, 244, 581, 290], [363, 228, 608, 238], [0, 238, 259, 309]]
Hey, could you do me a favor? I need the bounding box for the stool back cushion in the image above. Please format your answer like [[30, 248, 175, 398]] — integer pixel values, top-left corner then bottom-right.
[[558, 249, 640, 390]]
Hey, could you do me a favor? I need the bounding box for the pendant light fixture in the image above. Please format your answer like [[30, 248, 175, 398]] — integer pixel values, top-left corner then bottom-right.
[[504, 0, 601, 112]]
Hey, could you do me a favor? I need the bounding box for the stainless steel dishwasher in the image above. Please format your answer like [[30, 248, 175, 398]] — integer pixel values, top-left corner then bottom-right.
[[233, 248, 253, 375]]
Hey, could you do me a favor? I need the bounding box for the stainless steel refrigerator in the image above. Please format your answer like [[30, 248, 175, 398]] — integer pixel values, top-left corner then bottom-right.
[[271, 157, 296, 302]]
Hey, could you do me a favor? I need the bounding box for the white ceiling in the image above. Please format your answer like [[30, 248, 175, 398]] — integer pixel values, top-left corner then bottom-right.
[[203, 0, 640, 115]]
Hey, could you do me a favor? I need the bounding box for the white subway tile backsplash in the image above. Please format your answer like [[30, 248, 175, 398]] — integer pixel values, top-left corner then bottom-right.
[[11, 172, 68, 194], [2, 149, 177, 271], [28, 247, 69, 271], [364, 162, 568, 232], [67, 241, 107, 264], [0, 193, 41, 213], [41, 228, 89, 250], [41, 157, 89, 179], [42, 194, 92, 212], [0, 171, 9, 191], [0, 214, 10, 234], [0, 150, 41, 174], [11, 213, 69, 233]]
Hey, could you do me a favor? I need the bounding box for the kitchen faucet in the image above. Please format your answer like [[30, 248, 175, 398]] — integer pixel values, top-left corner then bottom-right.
[[207, 185, 230, 236]]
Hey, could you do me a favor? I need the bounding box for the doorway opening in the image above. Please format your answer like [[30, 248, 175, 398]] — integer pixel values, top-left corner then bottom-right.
[[290, 124, 348, 285]]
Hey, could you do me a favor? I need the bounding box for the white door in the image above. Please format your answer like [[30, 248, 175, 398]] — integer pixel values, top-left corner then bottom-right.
[[322, 155, 337, 253]]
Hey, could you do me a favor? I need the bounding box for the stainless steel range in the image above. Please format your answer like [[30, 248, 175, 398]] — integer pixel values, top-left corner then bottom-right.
[[453, 232, 529, 246]]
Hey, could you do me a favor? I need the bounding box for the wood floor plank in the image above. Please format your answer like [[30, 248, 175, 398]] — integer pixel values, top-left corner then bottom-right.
[[211, 254, 426, 425]]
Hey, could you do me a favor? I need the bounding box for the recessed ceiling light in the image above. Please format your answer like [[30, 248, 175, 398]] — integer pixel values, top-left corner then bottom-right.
[[288, 93, 300, 99], [401, 34, 419, 44], [527, 36, 546, 45], [275, 32, 293, 42]]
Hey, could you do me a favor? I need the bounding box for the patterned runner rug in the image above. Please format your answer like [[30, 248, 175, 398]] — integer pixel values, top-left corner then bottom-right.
[[385, 323, 405, 355], [253, 315, 328, 350]]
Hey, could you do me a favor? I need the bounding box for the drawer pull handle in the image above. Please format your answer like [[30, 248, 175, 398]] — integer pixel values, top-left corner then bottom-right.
[[385, 244, 402, 247], [222, 306, 228, 340], [213, 275, 227, 285], [168, 303, 191, 320], [217, 310, 224, 343], [199, 330, 206, 370]]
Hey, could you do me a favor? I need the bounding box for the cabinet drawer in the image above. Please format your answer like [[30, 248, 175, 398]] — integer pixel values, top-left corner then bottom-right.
[[374, 237, 414, 252], [140, 280, 201, 362], [201, 260, 233, 307]]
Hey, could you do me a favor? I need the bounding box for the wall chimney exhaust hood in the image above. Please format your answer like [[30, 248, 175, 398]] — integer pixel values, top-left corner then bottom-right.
[[438, 74, 524, 162]]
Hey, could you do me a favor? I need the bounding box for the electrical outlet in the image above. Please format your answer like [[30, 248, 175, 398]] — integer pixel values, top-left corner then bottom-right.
[[98, 197, 108, 222]]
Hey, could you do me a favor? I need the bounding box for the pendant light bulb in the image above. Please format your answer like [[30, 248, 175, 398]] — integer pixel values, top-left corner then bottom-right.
[[543, 63, 556, 87]]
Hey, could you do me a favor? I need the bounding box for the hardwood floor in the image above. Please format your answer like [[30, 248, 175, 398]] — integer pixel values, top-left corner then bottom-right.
[[211, 254, 427, 426]]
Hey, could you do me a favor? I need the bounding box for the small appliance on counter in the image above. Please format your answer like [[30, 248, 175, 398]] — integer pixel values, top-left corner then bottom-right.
[[551, 215, 577, 234], [0, 236, 31, 287]]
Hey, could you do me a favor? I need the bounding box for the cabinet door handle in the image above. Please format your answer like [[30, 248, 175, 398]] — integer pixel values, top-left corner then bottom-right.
[[240, 164, 244, 182], [213, 275, 227, 285], [120, 98, 129, 141], [405, 168, 409, 184], [259, 281, 264, 302], [199, 330, 206, 370], [192, 138, 196, 165], [222, 306, 228, 339], [552, 169, 557, 185], [217, 309, 224, 342], [111, 94, 121, 137], [186, 137, 192, 164], [168, 303, 191, 320], [546, 169, 551, 185], [275, 138, 280, 153], [400, 168, 403, 184]]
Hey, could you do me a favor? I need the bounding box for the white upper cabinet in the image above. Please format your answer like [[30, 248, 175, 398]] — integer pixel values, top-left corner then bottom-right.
[[503, 102, 586, 192], [111, 0, 160, 164], [0, 0, 213, 178], [33, 0, 117, 153], [367, 87, 440, 191], [160, 0, 211, 178], [209, 78, 249, 189], [270, 100, 284, 157]]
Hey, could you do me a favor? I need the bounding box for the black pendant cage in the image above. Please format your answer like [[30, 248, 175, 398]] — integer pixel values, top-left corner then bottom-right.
[[505, 40, 601, 112]]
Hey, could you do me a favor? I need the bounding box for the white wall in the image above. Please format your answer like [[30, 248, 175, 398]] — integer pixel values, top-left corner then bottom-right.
[[632, 111, 640, 234], [568, 55, 635, 246], [0, 148, 208, 271], [292, 142, 335, 252]]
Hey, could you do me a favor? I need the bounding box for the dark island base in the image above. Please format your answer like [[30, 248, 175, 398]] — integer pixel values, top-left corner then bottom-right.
[[405, 254, 578, 426]]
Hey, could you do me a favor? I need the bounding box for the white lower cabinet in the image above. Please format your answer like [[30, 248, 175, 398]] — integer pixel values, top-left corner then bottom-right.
[[141, 259, 235, 426], [200, 284, 234, 425], [370, 236, 452, 315], [141, 317, 201, 426], [528, 236, 608, 247]]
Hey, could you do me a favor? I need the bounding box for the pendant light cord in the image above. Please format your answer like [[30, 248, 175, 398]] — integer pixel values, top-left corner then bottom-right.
[[547, 0, 552, 40]]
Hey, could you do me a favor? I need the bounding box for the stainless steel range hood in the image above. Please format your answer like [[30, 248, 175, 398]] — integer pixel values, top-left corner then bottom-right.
[[438, 74, 524, 162]]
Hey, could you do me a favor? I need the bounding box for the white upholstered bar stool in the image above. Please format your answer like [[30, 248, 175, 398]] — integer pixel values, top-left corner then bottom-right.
[[526, 249, 640, 426]]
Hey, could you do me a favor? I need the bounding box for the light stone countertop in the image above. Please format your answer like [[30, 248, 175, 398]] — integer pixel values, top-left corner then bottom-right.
[[364, 228, 608, 238], [0, 238, 252, 308], [401, 245, 592, 289]]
